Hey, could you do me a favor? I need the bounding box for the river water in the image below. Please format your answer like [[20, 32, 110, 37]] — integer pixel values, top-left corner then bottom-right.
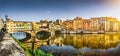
[[12, 32, 120, 56]]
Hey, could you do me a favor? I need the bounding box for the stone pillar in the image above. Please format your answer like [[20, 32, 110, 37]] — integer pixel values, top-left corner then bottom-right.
[[30, 30, 36, 50], [49, 23, 55, 37]]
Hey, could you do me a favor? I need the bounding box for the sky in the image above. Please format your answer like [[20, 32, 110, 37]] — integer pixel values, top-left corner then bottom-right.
[[0, 0, 120, 21]]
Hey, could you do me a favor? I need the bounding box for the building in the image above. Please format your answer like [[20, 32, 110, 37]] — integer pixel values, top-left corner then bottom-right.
[[54, 19, 64, 31], [83, 19, 90, 31], [31, 22, 40, 30], [90, 17, 119, 32], [73, 17, 83, 30], [40, 20, 49, 28], [101, 17, 118, 32], [55, 19, 63, 25], [63, 20, 73, 30], [63, 16, 120, 32], [113, 21, 119, 31], [4, 16, 120, 33], [90, 18, 99, 31], [5, 17, 32, 33], [0, 18, 4, 31]]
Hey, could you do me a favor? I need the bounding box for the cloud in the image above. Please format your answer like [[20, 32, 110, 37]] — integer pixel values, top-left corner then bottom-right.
[[103, 0, 120, 7]]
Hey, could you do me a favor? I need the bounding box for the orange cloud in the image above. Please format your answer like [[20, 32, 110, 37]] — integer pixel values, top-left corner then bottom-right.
[[105, 0, 120, 6]]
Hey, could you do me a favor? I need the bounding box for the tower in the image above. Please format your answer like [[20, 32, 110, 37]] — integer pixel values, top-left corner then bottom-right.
[[5, 14, 9, 20]]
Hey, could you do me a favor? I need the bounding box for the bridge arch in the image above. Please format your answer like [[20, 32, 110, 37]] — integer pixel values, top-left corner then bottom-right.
[[10, 28, 55, 42], [36, 30, 51, 40], [11, 31, 31, 42]]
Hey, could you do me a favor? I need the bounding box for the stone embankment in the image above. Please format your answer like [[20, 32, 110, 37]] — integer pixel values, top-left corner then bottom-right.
[[0, 33, 27, 56]]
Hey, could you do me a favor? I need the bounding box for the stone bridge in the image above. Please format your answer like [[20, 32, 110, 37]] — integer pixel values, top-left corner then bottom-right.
[[10, 28, 55, 42]]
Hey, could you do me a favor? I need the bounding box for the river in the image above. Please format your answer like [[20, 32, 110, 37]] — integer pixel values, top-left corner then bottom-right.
[[12, 32, 120, 56]]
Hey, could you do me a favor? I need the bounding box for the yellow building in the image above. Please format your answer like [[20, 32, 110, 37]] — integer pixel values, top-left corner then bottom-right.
[[119, 22, 120, 31], [5, 19, 14, 33], [5, 16, 120, 33], [90, 18, 99, 31], [32, 22, 37, 30], [73, 17, 83, 30], [112, 21, 119, 31], [5, 18, 32, 33], [101, 17, 118, 31], [83, 19, 91, 31], [63, 20, 73, 30]]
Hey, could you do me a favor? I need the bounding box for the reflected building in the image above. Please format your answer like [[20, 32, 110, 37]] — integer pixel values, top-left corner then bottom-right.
[[31, 34, 120, 49], [62, 34, 120, 49]]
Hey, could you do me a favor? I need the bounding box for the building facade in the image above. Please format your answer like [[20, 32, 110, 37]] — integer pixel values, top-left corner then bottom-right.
[[0, 18, 4, 31], [73, 17, 83, 30], [101, 17, 118, 32], [5, 18, 33, 33], [63, 20, 73, 30], [90, 18, 99, 31], [4, 16, 120, 33], [83, 19, 90, 31]]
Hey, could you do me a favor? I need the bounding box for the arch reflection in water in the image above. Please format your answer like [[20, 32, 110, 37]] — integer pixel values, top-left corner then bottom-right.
[[38, 34, 120, 56]]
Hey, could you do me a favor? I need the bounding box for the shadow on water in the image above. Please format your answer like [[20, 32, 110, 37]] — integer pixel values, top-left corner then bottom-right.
[[39, 44, 120, 56], [12, 32, 31, 42], [36, 31, 51, 40], [19, 33, 31, 42], [38, 34, 120, 56]]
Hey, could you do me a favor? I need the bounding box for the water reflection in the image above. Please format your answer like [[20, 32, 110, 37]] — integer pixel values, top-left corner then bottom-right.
[[63, 34, 120, 49], [39, 44, 120, 56], [12, 32, 26, 40], [36, 31, 51, 40], [38, 34, 120, 56], [12, 32, 31, 42]]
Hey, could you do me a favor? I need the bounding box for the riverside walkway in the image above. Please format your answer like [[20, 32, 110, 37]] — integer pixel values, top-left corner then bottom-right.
[[0, 32, 5, 41], [0, 33, 27, 56]]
